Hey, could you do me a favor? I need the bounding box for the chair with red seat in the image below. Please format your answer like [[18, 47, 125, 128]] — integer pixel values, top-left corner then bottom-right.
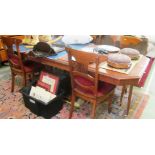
[[66, 47, 115, 119], [1, 36, 34, 92]]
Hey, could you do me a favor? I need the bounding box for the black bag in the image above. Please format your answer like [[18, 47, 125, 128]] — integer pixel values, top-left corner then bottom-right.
[[31, 42, 57, 57]]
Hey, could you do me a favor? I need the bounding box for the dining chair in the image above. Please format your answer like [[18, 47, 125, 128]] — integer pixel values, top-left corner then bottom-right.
[[1, 36, 34, 92], [66, 47, 115, 118]]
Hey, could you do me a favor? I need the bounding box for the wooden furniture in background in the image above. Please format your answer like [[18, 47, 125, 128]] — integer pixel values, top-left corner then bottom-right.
[[66, 47, 115, 118], [0, 37, 8, 64], [91, 35, 104, 44], [4, 35, 25, 40], [1, 37, 34, 92], [119, 35, 142, 48], [103, 35, 148, 55]]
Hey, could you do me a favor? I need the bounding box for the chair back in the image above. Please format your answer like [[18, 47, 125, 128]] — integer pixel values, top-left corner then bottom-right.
[[1, 37, 25, 73], [66, 47, 100, 99]]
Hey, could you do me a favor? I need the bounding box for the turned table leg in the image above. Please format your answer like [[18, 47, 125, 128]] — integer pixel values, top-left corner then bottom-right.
[[120, 85, 127, 106], [127, 85, 133, 115]]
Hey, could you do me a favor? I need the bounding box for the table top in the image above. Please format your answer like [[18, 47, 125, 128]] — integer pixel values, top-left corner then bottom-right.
[[53, 52, 149, 85], [21, 43, 150, 86]]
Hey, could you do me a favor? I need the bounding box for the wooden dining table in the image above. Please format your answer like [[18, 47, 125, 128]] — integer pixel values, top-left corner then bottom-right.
[[21, 43, 150, 115]]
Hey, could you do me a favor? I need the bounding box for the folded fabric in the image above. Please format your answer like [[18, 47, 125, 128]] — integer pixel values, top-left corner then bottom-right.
[[62, 35, 93, 44]]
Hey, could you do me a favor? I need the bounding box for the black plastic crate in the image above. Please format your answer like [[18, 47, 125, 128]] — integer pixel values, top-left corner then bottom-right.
[[20, 81, 64, 118], [47, 69, 71, 96], [57, 72, 71, 96]]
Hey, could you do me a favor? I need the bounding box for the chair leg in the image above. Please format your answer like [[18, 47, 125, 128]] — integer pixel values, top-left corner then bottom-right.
[[120, 85, 127, 106], [11, 73, 15, 92], [69, 95, 75, 119], [126, 85, 133, 115], [91, 101, 97, 119], [23, 74, 27, 87]]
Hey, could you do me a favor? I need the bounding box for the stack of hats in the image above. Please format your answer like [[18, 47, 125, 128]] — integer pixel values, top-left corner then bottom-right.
[[107, 48, 140, 69]]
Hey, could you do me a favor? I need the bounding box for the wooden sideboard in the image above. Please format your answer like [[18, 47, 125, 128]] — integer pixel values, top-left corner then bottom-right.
[[0, 37, 8, 64]]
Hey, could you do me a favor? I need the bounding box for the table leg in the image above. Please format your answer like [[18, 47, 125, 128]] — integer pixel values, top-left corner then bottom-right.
[[120, 85, 126, 106], [127, 85, 133, 115]]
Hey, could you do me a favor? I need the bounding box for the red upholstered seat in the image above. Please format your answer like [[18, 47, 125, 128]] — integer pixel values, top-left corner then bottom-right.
[[75, 76, 115, 97], [98, 81, 115, 96], [9, 54, 19, 65], [9, 56, 34, 73], [75, 76, 94, 86], [23, 63, 34, 73]]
